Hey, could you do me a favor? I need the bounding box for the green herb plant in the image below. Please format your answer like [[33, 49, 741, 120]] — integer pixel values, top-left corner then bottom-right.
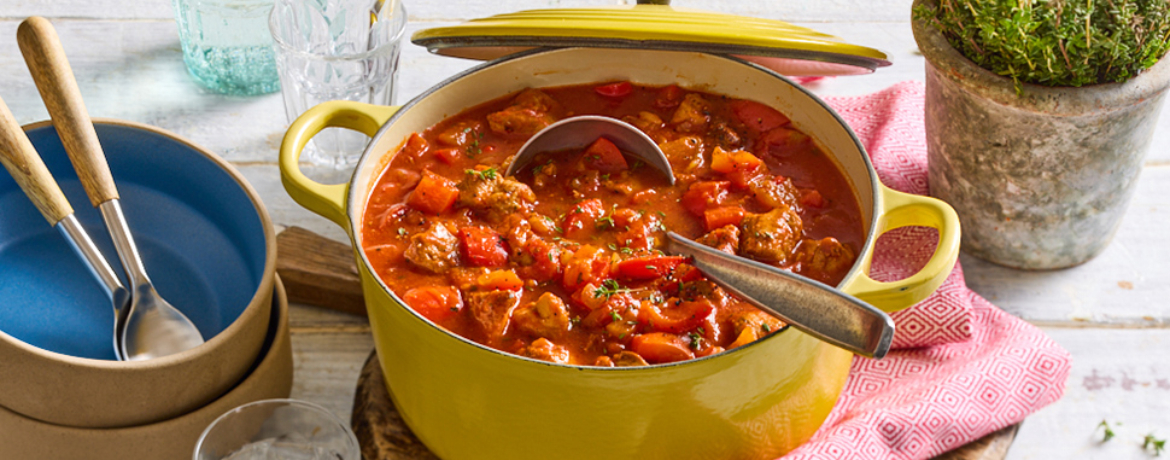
[[914, 0, 1170, 92]]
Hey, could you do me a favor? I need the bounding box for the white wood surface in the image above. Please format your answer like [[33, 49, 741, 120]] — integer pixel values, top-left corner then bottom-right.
[[1, 2, 1168, 459]]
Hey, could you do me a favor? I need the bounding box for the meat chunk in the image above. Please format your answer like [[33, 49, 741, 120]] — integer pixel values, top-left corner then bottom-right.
[[732, 310, 785, 337], [512, 88, 559, 112], [622, 111, 672, 143], [708, 121, 742, 150], [749, 176, 800, 210], [520, 338, 570, 364], [503, 214, 535, 260], [739, 206, 803, 263], [404, 223, 460, 274], [728, 310, 785, 349], [466, 289, 522, 344], [436, 120, 485, 147], [696, 224, 740, 254], [670, 93, 711, 133], [794, 238, 857, 283], [512, 293, 572, 339], [487, 107, 555, 137], [613, 351, 650, 367], [678, 280, 730, 305], [485, 89, 559, 137], [456, 169, 536, 222]]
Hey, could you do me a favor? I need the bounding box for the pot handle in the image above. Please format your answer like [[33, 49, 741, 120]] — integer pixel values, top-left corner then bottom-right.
[[279, 100, 399, 231], [846, 185, 961, 312]]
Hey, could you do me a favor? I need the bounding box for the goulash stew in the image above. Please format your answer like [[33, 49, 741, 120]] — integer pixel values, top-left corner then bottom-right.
[[362, 82, 864, 366]]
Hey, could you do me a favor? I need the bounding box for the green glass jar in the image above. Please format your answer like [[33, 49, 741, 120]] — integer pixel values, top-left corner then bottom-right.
[[173, 0, 280, 96]]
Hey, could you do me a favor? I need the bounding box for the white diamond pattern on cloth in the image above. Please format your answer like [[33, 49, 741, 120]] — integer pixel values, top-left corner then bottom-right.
[[775, 82, 1071, 459]]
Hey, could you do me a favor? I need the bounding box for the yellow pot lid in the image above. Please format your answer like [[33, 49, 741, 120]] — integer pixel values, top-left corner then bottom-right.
[[412, 2, 891, 76]]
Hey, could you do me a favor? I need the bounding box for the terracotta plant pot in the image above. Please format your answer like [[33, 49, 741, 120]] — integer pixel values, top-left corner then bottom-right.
[[912, 0, 1170, 269]]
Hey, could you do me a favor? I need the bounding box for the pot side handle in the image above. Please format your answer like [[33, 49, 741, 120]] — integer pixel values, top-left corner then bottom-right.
[[279, 101, 399, 231], [846, 185, 961, 313]]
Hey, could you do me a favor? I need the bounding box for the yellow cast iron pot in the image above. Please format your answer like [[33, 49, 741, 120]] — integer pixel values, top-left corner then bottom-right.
[[279, 47, 960, 460]]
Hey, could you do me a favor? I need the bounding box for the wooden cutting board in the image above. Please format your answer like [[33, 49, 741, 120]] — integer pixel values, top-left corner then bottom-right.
[[276, 227, 1020, 460]]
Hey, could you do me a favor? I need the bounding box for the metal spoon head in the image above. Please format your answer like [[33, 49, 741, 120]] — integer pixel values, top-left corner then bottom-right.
[[504, 115, 675, 184], [120, 284, 204, 361], [55, 215, 132, 361]]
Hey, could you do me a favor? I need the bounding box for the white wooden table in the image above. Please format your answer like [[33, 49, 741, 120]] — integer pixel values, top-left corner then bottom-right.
[[2, 1, 1168, 458]]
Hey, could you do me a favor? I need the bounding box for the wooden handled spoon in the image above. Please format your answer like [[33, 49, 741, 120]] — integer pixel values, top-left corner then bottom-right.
[[0, 94, 129, 360], [18, 16, 205, 361]]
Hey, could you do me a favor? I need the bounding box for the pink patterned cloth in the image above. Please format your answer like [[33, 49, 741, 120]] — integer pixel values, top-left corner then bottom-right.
[[780, 82, 1072, 459]]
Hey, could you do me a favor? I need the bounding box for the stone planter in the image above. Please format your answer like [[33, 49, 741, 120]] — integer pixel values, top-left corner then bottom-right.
[[912, 0, 1170, 269]]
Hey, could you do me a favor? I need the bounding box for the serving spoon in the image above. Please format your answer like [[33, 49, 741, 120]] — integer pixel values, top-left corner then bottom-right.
[[508, 115, 894, 359], [18, 16, 204, 361], [0, 95, 129, 361]]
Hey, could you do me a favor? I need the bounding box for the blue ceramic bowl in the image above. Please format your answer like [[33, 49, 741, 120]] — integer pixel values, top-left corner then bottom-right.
[[0, 277, 293, 460], [0, 119, 277, 428]]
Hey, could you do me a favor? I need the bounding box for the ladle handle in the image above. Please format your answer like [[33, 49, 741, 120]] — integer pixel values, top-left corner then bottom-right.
[[18, 16, 119, 207], [0, 95, 74, 225], [666, 232, 894, 359]]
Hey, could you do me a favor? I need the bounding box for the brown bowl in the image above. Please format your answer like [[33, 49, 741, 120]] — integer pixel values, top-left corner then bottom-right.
[[0, 120, 277, 428], [0, 276, 293, 460]]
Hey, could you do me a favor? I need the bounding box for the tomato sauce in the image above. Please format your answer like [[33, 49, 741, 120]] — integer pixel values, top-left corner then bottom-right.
[[361, 83, 864, 366]]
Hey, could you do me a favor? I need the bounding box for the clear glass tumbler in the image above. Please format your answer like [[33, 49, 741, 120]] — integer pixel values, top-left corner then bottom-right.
[[173, 0, 281, 95], [194, 399, 361, 460], [269, 0, 406, 168]]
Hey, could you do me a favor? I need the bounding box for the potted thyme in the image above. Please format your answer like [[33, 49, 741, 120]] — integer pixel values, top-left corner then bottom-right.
[[912, 0, 1170, 269]]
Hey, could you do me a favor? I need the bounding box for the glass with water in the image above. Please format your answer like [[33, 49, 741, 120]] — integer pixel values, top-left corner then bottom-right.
[[194, 399, 361, 460], [173, 0, 281, 95], [270, 0, 407, 168]]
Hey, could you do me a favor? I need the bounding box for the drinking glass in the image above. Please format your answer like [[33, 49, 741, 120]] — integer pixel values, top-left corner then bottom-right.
[[173, 0, 281, 95], [269, 0, 407, 168], [194, 399, 360, 460]]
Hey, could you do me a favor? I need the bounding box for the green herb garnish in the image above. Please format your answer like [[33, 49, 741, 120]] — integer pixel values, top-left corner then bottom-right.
[[1146, 433, 1166, 456], [688, 332, 703, 349], [465, 167, 497, 180], [593, 279, 636, 300]]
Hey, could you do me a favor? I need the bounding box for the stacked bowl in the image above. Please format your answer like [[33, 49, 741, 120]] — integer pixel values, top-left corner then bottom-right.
[[0, 120, 292, 460]]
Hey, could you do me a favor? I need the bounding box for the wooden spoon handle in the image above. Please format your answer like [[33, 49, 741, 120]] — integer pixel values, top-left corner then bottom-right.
[[17, 16, 118, 207], [0, 94, 74, 225]]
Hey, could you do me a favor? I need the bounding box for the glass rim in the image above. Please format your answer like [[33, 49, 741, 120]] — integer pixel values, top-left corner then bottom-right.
[[193, 398, 359, 460], [268, 0, 408, 60]]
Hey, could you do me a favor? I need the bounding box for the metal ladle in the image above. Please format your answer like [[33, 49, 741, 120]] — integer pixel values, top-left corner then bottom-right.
[[0, 95, 129, 361], [507, 115, 894, 359], [18, 17, 204, 360]]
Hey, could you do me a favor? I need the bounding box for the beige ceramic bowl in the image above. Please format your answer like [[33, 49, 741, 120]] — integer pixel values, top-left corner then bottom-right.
[[0, 276, 293, 460], [0, 120, 277, 428]]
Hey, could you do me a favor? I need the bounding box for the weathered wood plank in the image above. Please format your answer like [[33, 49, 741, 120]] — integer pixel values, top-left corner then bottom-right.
[[1007, 327, 1170, 460], [289, 302, 369, 329], [288, 330, 375, 422], [278, 227, 367, 316]]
